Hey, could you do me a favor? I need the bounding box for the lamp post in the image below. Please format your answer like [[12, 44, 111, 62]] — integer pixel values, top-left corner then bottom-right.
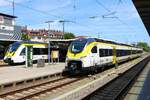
[[45, 21, 54, 65], [12, 0, 15, 16], [58, 20, 73, 39], [58, 20, 65, 39]]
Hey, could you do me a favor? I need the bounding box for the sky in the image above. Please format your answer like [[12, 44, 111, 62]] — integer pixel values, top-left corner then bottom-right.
[[0, 0, 149, 45]]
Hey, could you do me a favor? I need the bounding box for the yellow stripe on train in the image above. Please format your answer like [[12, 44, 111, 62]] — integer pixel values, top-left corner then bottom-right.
[[5, 52, 15, 57], [22, 43, 47, 47]]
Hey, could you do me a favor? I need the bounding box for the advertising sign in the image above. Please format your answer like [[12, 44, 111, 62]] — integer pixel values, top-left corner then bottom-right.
[[51, 50, 59, 59]]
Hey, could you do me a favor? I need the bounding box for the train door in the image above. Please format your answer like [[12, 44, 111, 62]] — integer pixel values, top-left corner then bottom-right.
[[113, 46, 118, 68], [90, 46, 98, 66], [113, 47, 116, 64]]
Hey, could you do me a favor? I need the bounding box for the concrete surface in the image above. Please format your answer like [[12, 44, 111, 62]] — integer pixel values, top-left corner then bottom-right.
[[0, 63, 65, 85], [125, 61, 150, 100]]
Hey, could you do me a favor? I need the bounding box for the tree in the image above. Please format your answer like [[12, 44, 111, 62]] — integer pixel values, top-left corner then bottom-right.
[[21, 33, 31, 40], [136, 42, 150, 52], [64, 32, 75, 39]]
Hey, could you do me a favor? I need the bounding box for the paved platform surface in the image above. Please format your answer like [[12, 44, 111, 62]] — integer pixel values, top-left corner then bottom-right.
[[125, 61, 150, 100], [0, 63, 65, 85]]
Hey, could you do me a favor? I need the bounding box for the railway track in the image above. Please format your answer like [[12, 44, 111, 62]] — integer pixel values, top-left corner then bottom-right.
[[83, 56, 150, 100], [0, 55, 148, 100], [0, 76, 83, 100], [0, 72, 64, 98]]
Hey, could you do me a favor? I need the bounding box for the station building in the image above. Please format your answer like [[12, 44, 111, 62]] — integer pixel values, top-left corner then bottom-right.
[[0, 13, 22, 59], [0, 13, 76, 61], [21, 28, 64, 42], [0, 13, 22, 40]]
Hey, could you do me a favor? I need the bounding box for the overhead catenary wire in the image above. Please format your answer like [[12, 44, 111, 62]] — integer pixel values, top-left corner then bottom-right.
[[4, 0, 138, 38], [95, 0, 111, 12], [5, 0, 97, 34], [5, 0, 62, 19], [95, 0, 137, 33], [114, 0, 123, 12]]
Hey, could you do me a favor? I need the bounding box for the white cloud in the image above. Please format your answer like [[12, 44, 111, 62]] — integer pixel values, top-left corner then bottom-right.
[[0, 0, 10, 6], [48, 0, 71, 12], [33, 0, 71, 12], [0, 0, 24, 7]]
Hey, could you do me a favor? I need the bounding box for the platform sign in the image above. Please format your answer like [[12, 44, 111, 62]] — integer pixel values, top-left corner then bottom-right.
[[51, 50, 59, 59], [51, 50, 59, 63], [25, 46, 33, 67]]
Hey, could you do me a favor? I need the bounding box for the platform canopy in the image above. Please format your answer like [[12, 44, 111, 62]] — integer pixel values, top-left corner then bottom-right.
[[133, 0, 150, 35]]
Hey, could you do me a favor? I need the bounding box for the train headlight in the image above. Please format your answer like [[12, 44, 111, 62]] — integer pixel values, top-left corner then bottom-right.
[[66, 57, 68, 60], [65, 57, 69, 64]]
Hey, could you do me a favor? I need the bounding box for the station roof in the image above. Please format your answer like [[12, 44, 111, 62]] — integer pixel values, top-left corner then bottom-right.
[[0, 13, 17, 18], [133, 0, 150, 35], [49, 39, 76, 42]]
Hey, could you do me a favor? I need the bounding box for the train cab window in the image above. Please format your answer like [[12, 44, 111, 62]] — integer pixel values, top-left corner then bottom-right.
[[70, 39, 87, 53], [91, 46, 97, 53], [20, 48, 25, 55]]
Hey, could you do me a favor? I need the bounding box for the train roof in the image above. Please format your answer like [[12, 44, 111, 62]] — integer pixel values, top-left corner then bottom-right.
[[79, 38, 141, 49], [12, 41, 47, 45], [21, 41, 46, 44], [94, 38, 132, 47]]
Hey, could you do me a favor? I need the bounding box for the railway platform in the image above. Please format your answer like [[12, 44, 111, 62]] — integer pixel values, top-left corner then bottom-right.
[[125, 61, 150, 100], [0, 63, 65, 85]]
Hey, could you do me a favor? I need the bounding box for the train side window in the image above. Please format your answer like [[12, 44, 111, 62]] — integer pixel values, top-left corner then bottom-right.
[[99, 49, 113, 57], [105, 49, 108, 56], [116, 50, 120, 57], [40, 48, 46, 55], [43, 48, 48, 54], [40, 48, 48, 54], [109, 49, 113, 56], [33, 48, 40, 55], [91, 46, 97, 53], [116, 50, 119, 57], [20, 48, 25, 55], [103, 49, 105, 56], [122, 50, 124, 55], [103, 49, 106, 56], [99, 49, 103, 57]]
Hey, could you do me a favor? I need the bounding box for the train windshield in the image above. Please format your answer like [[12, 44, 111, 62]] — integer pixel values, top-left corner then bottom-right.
[[70, 39, 87, 53], [7, 42, 20, 52]]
